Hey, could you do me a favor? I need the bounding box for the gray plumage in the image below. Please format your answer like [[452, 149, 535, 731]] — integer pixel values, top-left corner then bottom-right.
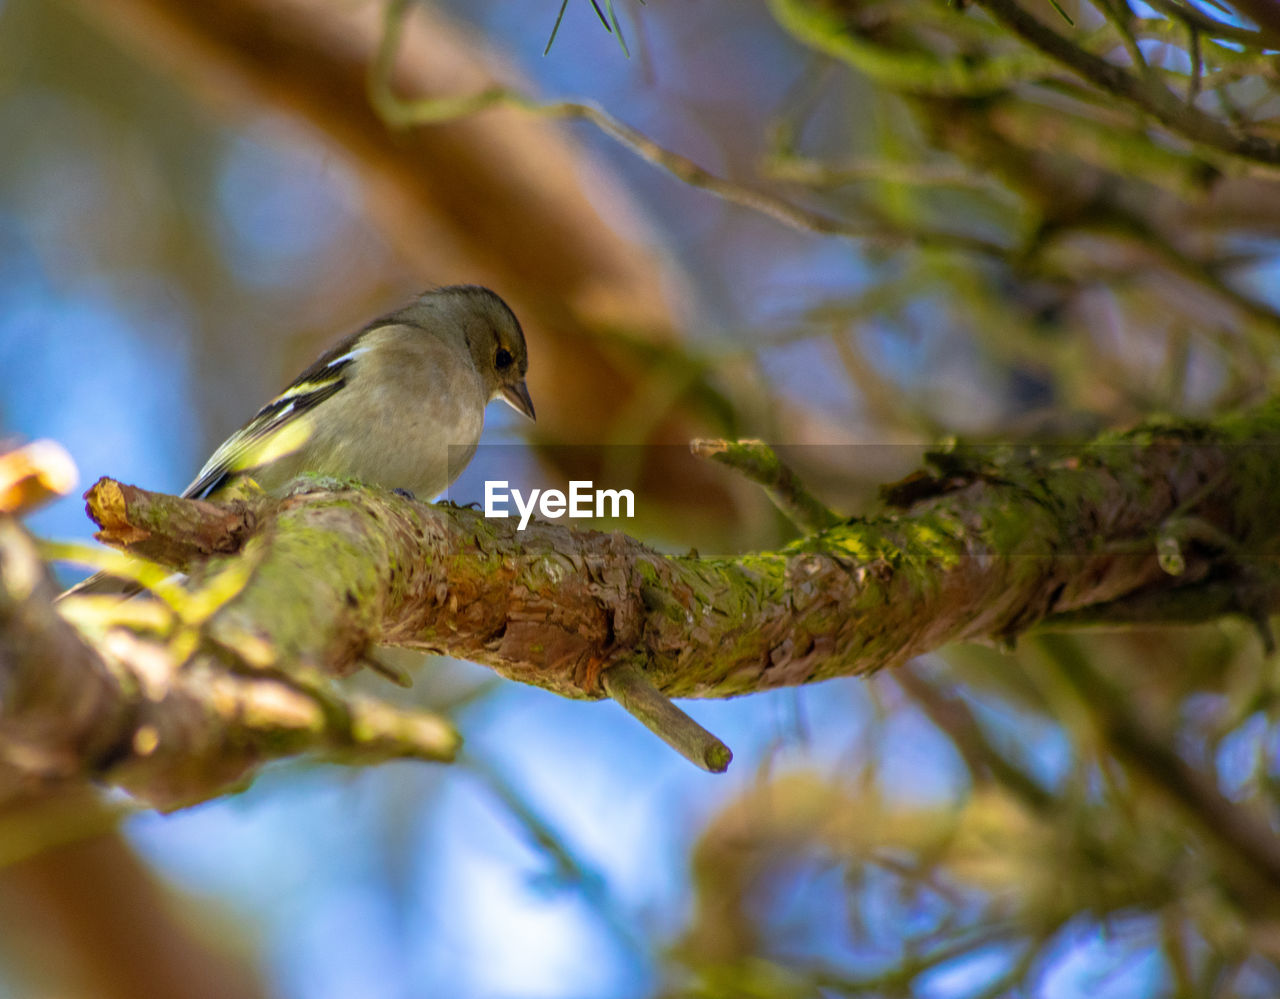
[[63, 285, 534, 598], [187, 284, 533, 500]]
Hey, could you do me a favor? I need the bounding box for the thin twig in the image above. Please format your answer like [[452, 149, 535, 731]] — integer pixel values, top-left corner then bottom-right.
[[765, 154, 996, 191], [1144, 0, 1269, 46], [972, 0, 1280, 166], [1187, 22, 1203, 102], [690, 438, 842, 533], [1035, 634, 1280, 908], [463, 754, 648, 960], [896, 662, 1055, 812], [369, 0, 1010, 256], [602, 660, 732, 773], [1096, 0, 1154, 82]]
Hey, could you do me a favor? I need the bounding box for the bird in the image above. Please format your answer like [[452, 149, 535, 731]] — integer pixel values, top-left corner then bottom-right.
[[62, 284, 535, 598]]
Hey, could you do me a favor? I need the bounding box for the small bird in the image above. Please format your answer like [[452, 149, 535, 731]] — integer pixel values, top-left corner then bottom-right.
[[64, 284, 534, 597]]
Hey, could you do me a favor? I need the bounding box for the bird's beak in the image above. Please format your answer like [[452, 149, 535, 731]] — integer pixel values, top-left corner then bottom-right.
[[500, 380, 536, 421]]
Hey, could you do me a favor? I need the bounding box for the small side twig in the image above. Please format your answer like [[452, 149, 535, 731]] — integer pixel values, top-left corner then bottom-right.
[[691, 438, 841, 533], [83, 477, 256, 571], [896, 662, 1054, 812], [602, 661, 732, 773], [360, 650, 414, 689], [463, 754, 647, 958]]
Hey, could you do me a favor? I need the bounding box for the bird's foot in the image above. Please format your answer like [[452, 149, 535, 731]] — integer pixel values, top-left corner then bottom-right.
[[437, 498, 482, 511], [286, 474, 350, 497]]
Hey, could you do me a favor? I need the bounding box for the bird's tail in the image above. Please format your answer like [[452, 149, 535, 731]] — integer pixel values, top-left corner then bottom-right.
[[58, 571, 144, 602]]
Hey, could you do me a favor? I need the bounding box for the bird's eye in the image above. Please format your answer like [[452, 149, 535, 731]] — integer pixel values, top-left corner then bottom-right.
[[495, 347, 514, 370]]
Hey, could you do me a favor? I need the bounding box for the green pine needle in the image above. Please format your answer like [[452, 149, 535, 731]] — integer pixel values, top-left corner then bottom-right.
[[544, 0, 635, 58], [603, 0, 631, 57], [543, 0, 570, 55], [1046, 0, 1075, 26]]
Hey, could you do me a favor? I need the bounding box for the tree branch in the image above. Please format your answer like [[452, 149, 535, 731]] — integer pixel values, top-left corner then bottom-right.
[[368, 0, 1009, 256], [13, 400, 1280, 800], [77, 404, 1280, 704], [1035, 633, 1280, 907], [962, 0, 1280, 166], [1, 517, 458, 811], [601, 661, 732, 772], [690, 438, 842, 533]]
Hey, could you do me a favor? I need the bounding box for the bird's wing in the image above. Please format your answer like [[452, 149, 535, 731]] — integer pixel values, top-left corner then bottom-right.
[[182, 330, 375, 499]]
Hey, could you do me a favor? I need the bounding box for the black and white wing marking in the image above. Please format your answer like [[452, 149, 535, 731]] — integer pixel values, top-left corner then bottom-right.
[[182, 330, 374, 500]]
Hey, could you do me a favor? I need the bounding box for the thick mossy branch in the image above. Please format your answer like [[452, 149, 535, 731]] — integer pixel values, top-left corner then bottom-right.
[[15, 401, 1277, 801], [67, 401, 1280, 710]]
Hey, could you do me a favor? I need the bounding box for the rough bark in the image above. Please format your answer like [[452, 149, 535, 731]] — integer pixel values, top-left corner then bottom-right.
[[4, 402, 1276, 806], [84, 403, 1280, 694]]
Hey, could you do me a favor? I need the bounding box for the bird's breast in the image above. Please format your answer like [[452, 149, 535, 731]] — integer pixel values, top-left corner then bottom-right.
[[301, 352, 487, 499]]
